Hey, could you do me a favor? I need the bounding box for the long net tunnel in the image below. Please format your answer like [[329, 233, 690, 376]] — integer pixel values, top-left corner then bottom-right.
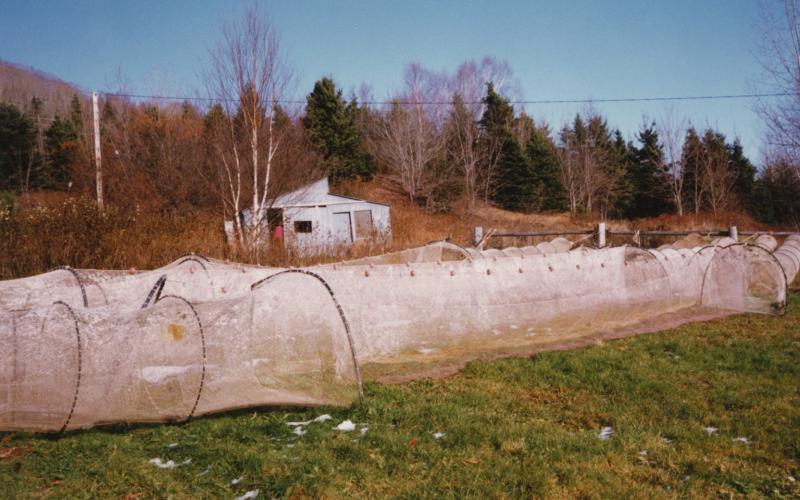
[[1, 234, 799, 432]]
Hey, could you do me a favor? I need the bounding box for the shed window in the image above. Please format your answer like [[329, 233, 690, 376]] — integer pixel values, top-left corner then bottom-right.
[[354, 210, 374, 239], [294, 220, 313, 233]]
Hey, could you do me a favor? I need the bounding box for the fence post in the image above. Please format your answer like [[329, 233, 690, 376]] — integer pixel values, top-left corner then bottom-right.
[[729, 225, 738, 241], [474, 226, 483, 247], [597, 222, 606, 248]]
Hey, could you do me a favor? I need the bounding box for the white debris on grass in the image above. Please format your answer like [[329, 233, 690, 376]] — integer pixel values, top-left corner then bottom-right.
[[197, 466, 211, 476], [234, 490, 259, 500], [598, 426, 614, 440], [733, 436, 749, 444], [432, 432, 446, 439], [638, 450, 647, 456], [360, 426, 368, 436], [287, 414, 332, 427], [703, 426, 718, 435], [149, 458, 191, 469], [334, 419, 356, 432], [661, 437, 673, 443], [292, 427, 306, 436], [167, 442, 179, 448], [231, 476, 243, 486]]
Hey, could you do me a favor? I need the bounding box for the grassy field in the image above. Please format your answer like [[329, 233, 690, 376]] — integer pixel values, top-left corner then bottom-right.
[[2, 296, 799, 498]]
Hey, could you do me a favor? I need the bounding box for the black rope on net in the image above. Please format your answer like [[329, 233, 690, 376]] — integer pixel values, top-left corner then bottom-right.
[[40, 300, 82, 433], [154, 294, 207, 422], [250, 269, 365, 403], [141, 274, 167, 309], [699, 242, 789, 314], [175, 256, 209, 271], [49, 266, 88, 308], [174, 252, 211, 263]]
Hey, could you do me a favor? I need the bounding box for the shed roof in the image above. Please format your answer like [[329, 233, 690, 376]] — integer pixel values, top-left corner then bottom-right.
[[270, 177, 389, 209]]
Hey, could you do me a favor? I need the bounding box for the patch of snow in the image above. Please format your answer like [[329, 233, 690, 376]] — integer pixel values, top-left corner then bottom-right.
[[432, 432, 446, 439], [598, 426, 614, 440], [234, 490, 259, 500], [703, 426, 717, 435], [334, 420, 356, 432], [149, 457, 191, 469], [140, 366, 191, 384], [231, 476, 243, 485]]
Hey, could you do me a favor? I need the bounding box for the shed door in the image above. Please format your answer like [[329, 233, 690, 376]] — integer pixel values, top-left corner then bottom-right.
[[332, 212, 353, 244]]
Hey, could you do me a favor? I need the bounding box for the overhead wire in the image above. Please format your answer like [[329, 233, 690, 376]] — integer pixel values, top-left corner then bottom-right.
[[99, 91, 793, 106]]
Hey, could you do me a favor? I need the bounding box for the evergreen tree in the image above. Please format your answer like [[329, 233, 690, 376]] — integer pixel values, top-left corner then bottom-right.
[[727, 139, 757, 208], [681, 127, 703, 214], [750, 159, 800, 226], [526, 126, 567, 211], [626, 122, 671, 218], [68, 94, 85, 144], [41, 115, 77, 189], [493, 132, 534, 211], [303, 77, 375, 181], [479, 82, 514, 138], [479, 82, 536, 211], [0, 102, 35, 191]]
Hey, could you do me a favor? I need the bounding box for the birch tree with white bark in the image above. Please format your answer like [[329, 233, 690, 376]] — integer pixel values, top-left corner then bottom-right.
[[205, 3, 294, 250]]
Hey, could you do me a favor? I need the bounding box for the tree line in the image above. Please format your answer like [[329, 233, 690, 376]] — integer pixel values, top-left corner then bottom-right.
[[1, 4, 799, 233]]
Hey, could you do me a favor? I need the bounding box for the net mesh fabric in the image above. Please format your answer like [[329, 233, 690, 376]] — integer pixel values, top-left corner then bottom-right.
[[2, 234, 798, 432]]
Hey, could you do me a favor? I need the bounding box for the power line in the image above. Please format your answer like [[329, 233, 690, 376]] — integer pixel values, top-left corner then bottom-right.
[[100, 91, 792, 106]]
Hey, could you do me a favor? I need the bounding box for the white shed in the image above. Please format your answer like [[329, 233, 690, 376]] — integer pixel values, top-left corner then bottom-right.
[[226, 177, 391, 253]]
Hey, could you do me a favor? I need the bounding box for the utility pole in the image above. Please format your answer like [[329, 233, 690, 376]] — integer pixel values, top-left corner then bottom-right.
[[92, 91, 104, 210]]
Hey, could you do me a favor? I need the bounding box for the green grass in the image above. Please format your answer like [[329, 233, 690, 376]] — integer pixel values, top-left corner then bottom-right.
[[3, 297, 800, 499]]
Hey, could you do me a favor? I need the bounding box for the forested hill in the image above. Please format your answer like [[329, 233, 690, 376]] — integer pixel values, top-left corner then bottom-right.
[[0, 59, 85, 118]]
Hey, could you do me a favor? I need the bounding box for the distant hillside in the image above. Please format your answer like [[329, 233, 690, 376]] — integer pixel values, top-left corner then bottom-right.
[[0, 59, 86, 118]]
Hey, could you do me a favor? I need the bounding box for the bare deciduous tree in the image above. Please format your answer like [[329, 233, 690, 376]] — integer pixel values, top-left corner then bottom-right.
[[658, 110, 688, 215], [698, 132, 736, 217], [205, 3, 294, 249], [756, 0, 800, 170], [373, 63, 446, 201]]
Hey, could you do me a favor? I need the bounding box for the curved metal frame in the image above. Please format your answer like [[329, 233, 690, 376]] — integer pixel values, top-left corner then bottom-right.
[[153, 294, 207, 422], [40, 300, 82, 433], [250, 269, 364, 402], [49, 266, 88, 308], [699, 242, 789, 314]]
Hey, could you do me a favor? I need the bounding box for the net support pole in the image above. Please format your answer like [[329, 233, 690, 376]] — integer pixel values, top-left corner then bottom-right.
[[474, 226, 484, 249], [729, 225, 738, 241], [597, 222, 607, 248]]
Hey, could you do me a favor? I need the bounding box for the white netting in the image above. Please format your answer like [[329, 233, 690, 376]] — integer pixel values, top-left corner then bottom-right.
[[2, 234, 799, 432]]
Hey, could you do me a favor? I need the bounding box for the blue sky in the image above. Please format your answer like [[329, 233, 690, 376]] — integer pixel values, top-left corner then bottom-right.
[[0, 0, 770, 161]]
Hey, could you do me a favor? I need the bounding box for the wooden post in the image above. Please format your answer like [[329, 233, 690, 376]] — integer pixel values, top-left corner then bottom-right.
[[729, 225, 738, 241], [474, 226, 483, 247], [597, 222, 606, 248], [92, 92, 104, 210]]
